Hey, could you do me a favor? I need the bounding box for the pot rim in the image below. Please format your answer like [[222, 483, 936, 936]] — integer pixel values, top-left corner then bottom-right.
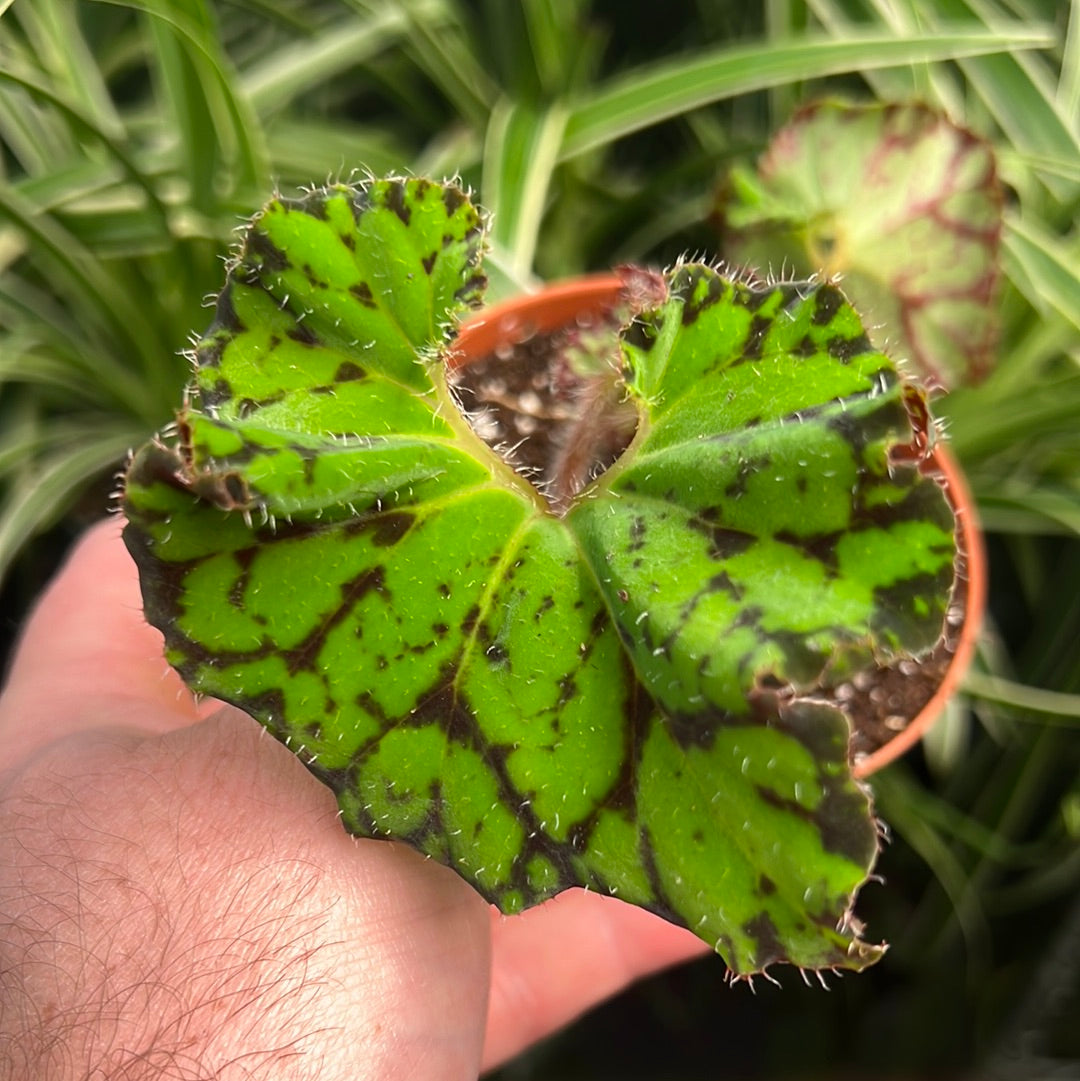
[[450, 274, 628, 369], [455, 274, 986, 778]]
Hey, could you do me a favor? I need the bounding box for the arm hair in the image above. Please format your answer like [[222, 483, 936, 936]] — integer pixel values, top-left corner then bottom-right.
[[0, 750, 340, 1081]]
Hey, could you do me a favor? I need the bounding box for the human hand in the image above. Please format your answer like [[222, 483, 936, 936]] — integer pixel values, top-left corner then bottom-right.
[[0, 519, 706, 1080]]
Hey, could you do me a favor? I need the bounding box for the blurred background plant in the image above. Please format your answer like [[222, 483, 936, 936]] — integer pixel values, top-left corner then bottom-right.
[[1, 0, 1077, 1077]]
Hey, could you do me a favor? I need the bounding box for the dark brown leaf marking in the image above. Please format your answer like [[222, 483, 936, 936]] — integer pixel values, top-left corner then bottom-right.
[[769, 699, 848, 772], [870, 566, 954, 639], [442, 185, 467, 217], [298, 193, 329, 221], [333, 360, 366, 383], [350, 281, 377, 309], [826, 393, 904, 453], [367, 511, 415, 546], [240, 688, 289, 741], [732, 604, 765, 629], [811, 285, 844, 326], [286, 322, 319, 346], [621, 316, 663, 354], [737, 284, 777, 313], [369, 669, 575, 903], [765, 629, 833, 685], [386, 180, 411, 225], [236, 391, 285, 418], [199, 378, 233, 409], [246, 228, 290, 275], [188, 470, 250, 511], [742, 911, 785, 969], [707, 570, 743, 599], [740, 314, 772, 360], [774, 529, 843, 572], [814, 783, 879, 868], [723, 455, 771, 499], [210, 283, 246, 336], [284, 566, 387, 675], [664, 704, 732, 750], [689, 518, 757, 561], [827, 333, 872, 362], [677, 271, 727, 326], [460, 603, 482, 638], [227, 548, 258, 610], [302, 262, 328, 289], [852, 474, 955, 537], [639, 825, 680, 917], [198, 335, 226, 369], [454, 272, 487, 305]]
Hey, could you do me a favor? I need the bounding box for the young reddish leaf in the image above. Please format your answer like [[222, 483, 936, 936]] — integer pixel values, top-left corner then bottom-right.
[[720, 101, 1003, 389]]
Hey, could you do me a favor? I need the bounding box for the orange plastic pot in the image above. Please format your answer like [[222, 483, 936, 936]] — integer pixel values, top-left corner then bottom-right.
[[453, 275, 986, 778]]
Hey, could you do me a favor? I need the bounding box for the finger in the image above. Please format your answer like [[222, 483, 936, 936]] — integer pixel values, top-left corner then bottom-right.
[[0, 518, 205, 769], [482, 889, 709, 1070]]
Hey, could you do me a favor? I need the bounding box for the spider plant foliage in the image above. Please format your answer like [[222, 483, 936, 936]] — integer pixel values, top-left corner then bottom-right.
[[0, 0, 1057, 586], [0, 0, 410, 586]]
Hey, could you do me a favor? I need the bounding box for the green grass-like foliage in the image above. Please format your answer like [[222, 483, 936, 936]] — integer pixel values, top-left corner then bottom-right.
[[122, 177, 957, 976]]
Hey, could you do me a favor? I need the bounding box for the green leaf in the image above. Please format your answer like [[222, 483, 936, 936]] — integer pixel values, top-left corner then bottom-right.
[[0, 66, 170, 232], [124, 178, 959, 976], [721, 101, 1004, 390], [0, 180, 169, 415], [0, 429, 136, 583], [482, 97, 569, 277], [559, 25, 1056, 161], [1001, 212, 1080, 336], [240, 6, 421, 114], [97, 0, 268, 195], [360, 0, 498, 127]]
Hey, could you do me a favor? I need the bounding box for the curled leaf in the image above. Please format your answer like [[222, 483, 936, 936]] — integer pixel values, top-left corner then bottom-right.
[[124, 178, 958, 976]]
